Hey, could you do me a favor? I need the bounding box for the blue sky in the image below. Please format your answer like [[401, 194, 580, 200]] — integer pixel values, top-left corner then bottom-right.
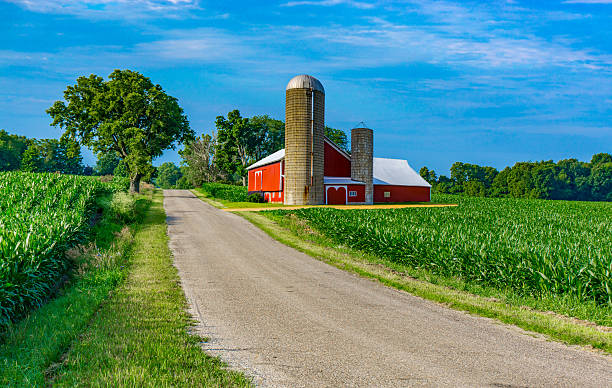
[[1, 0, 610, 175]]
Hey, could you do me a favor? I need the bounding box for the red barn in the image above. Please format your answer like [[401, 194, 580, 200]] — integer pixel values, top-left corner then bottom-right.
[[247, 74, 431, 205], [247, 136, 431, 205]]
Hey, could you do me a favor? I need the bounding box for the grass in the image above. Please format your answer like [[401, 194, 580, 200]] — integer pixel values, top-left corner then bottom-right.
[[49, 190, 252, 387], [1, 189, 250, 387], [0, 191, 144, 387], [239, 210, 612, 354]]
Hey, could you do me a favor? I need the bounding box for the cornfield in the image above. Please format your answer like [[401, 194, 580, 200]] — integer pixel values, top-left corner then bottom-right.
[[272, 195, 612, 305], [0, 172, 110, 326]]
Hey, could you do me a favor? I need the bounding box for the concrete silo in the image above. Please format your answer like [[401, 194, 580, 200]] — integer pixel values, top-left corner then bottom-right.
[[284, 75, 325, 205], [351, 126, 374, 204]]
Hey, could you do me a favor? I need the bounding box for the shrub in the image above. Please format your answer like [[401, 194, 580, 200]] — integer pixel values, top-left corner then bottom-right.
[[110, 192, 138, 223], [201, 183, 248, 202], [247, 193, 265, 203]]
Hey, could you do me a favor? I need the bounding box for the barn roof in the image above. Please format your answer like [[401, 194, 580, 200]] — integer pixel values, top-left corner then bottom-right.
[[247, 148, 285, 170], [324, 177, 365, 185], [247, 149, 431, 188], [373, 158, 431, 188]]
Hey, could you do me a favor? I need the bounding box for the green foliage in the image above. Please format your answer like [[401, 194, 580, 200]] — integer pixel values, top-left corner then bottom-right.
[[113, 159, 129, 178], [419, 166, 437, 186], [179, 133, 218, 186], [20, 142, 44, 172], [424, 152, 612, 201], [106, 176, 130, 193], [325, 126, 349, 153], [247, 192, 266, 203], [0, 172, 121, 327], [0, 130, 29, 171], [94, 152, 121, 176], [47, 69, 194, 192], [109, 192, 139, 223], [201, 182, 248, 202], [273, 195, 612, 305], [215, 110, 263, 184], [1, 131, 83, 174], [175, 176, 192, 189], [250, 115, 285, 155], [155, 162, 182, 189]]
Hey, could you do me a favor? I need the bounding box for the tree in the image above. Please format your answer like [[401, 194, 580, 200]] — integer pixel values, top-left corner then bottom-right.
[[325, 126, 349, 153], [591, 153, 612, 166], [47, 69, 194, 193], [156, 162, 182, 189], [250, 115, 285, 156], [419, 166, 437, 186], [179, 133, 219, 186], [114, 160, 129, 177], [589, 162, 612, 201], [0, 130, 29, 171], [95, 151, 121, 176], [20, 142, 44, 172], [215, 110, 262, 185]]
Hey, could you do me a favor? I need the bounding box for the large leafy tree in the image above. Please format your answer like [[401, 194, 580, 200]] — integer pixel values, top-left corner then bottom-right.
[[215, 110, 264, 185], [94, 151, 121, 176], [47, 69, 194, 193]]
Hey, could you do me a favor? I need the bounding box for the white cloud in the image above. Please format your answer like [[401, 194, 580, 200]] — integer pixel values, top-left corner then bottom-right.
[[282, 0, 375, 9], [6, 0, 200, 18], [564, 0, 612, 3]]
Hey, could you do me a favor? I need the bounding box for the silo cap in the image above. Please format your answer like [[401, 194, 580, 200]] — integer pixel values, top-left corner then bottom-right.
[[286, 74, 325, 93]]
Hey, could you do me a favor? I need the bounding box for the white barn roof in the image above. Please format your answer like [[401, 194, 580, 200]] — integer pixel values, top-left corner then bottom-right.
[[247, 149, 431, 188], [373, 157, 431, 187], [247, 149, 285, 170]]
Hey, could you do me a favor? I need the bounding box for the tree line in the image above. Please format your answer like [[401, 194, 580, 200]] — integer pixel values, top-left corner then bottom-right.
[[0, 130, 85, 175], [420, 153, 612, 201]]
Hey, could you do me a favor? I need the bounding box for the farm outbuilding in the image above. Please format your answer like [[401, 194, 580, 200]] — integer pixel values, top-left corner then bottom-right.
[[247, 74, 431, 205]]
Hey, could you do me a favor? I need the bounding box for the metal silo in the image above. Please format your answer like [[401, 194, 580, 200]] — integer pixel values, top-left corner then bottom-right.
[[284, 75, 325, 205], [351, 126, 373, 204]]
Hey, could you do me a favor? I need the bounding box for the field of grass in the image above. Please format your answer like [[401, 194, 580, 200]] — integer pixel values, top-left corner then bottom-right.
[[265, 194, 612, 317], [0, 171, 124, 327]]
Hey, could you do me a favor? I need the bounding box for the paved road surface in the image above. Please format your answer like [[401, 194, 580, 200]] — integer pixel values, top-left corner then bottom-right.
[[164, 190, 611, 387]]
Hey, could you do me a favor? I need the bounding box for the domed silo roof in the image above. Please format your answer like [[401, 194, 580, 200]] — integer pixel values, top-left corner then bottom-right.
[[286, 74, 325, 94]]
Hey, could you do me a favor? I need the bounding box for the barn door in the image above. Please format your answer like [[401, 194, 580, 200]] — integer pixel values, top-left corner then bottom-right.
[[255, 171, 262, 191], [326, 186, 347, 205]]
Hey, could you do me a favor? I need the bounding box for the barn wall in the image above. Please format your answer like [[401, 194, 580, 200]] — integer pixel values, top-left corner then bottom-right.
[[263, 191, 284, 203], [324, 141, 351, 177], [347, 184, 365, 203], [248, 161, 283, 192], [373, 185, 430, 203]]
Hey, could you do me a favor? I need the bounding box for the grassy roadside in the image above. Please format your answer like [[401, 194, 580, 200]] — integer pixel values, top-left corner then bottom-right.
[[191, 187, 289, 209], [239, 211, 612, 354], [50, 190, 252, 387], [0, 191, 149, 387]]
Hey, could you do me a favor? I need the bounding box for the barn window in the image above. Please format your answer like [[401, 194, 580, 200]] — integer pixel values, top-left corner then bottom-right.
[[384, 191, 391, 198], [349, 191, 357, 197]]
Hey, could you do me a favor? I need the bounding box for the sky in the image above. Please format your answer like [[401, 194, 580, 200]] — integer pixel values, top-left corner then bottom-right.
[[0, 0, 611, 175]]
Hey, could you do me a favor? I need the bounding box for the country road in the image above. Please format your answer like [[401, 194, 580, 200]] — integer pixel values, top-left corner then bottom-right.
[[163, 189, 611, 387]]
